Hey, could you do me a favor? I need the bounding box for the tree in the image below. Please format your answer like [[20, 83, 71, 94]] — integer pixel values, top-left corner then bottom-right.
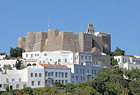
[[22, 87, 33, 94], [3, 65, 12, 70], [15, 59, 22, 70], [10, 47, 25, 58]]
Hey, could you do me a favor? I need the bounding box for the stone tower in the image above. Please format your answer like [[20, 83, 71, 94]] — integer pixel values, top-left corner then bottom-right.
[[86, 23, 95, 35]]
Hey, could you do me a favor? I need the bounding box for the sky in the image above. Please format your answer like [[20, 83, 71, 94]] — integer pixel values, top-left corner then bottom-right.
[[0, 0, 140, 55]]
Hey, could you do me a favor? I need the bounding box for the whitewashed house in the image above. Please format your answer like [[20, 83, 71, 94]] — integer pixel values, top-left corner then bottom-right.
[[0, 64, 45, 91], [40, 64, 71, 86]]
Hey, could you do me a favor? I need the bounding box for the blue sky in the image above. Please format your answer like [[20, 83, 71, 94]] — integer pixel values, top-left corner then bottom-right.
[[0, 0, 140, 55]]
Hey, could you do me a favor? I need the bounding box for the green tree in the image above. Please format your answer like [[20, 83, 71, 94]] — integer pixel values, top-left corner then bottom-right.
[[22, 87, 33, 94], [3, 65, 12, 70], [15, 59, 22, 70], [10, 47, 25, 58]]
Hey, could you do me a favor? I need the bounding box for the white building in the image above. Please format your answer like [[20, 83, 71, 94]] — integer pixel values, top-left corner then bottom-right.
[[23, 51, 102, 84], [68, 63, 101, 84], [0, 55, 6, 60], [40, 64, 71, 86], [0, 60, 17, 70], [123, 62, 140, 70], [0, 64, 45, 91], [114, 56, 140, 67]]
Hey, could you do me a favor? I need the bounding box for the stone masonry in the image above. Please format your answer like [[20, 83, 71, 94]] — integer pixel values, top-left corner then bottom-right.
[[18, 23, 111, 67]]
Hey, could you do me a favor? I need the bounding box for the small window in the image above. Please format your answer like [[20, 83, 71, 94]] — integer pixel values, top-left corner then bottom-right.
[[31, 73, 33, 77], [39, 73, 42, 77], [45, 72, 47, 76], [59, 72, 61, 77], [80, 69, 82, 74], [19, 78, 21, 82], [44, 53, 47, 56], [76, 68, 78, 73], [51, 72, 54, 76], [12, 79, 15, 82], [65, 80, 68, 84], [62, 80, 64, 84], [55, 72, 57, 77], [38, 81, 40, 86], [32, 81, 34, 86], [50, 59, 52, 61], [83, 69, 85, 74], [16, 84, 19, 88], [58, 59, 61, 62], [48, 73, 50, 77], [35, 73, 37, 77], [62, 72, 64, 77], [65, 73, 68, 77], [65, 59, 67, 63]]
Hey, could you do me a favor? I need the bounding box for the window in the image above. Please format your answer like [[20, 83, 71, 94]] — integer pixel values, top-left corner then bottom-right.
[[76, 76, 78, 80], [19, 78, 21, 82], [46, 80, 47, 83], [51, 72, 54, 76], [59, 72, 61, 77], [81, 76, 82, 80], [81, 56, 83, 60], [48, 73, 50, 77], [43, 61, 45, 64], [26, 54, 28, 57], [31, 73, 33, 77], [83, 69, 85, 74], [80, 69, 82, 74], [31, 54, 33, 58], [44, 53, 47, 56], [4, 84, 7, 88], [85, 56, 87, 60], [11, 79, 15, 82], [94, 70, 96, 74], [58, 59, 61, 62], [65, 59, 67, 63], [16, 84, 19, 88], [38, 81, 40, 86], [45, 72, 47, 76], [92, 70, 94, 75], [65, 73, 67, 77], [55, 72, 58, 77], [50, 59, 52, 61], [118, 58, 120, 62], [39, 73, 42, 77], [62, 72, 64, 77], [62, 80, 64, 84], [59, 80, 61, 83], [40, 61, 41, 64], [76, 68, 78, 73], [65, 80, 68, 84], [35, 73, 37, 77], [6, 78, 8, 82], [32, 81, 34, 86], [72, 75, 74, 78]]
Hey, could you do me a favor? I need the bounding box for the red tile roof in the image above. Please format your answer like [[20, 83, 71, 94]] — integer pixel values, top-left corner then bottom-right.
[[40, 64, 68, 68]]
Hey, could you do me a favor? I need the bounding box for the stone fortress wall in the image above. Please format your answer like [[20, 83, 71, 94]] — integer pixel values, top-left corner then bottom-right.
[[18, 23, 111, 67]]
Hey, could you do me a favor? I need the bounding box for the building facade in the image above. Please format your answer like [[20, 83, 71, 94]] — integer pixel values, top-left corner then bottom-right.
[[40, 64, 71, 86], [114, 56, 140, 67], [0, 64, 45, 91]]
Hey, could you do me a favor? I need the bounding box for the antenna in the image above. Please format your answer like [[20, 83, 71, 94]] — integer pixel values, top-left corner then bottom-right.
[[48, 18, 50, 29]]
